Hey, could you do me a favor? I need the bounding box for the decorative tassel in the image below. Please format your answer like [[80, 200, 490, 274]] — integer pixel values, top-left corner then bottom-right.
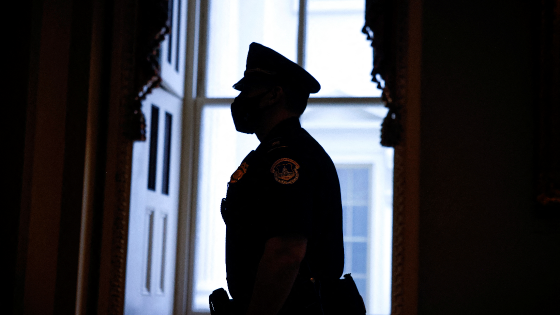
[[129, 0, 170, 142], [362, 0, 402, 147]]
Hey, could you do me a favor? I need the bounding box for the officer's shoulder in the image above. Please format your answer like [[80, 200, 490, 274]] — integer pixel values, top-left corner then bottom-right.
[[261, 136, 303, 165], [261, 135, 313, 169], [262, 136, 292, 154]]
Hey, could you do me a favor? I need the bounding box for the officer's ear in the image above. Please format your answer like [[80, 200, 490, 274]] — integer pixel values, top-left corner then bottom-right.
[[267, 85, 285, 104]]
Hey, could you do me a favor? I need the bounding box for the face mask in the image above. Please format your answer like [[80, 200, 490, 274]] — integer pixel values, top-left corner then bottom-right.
[[231, 90, 270, 134]]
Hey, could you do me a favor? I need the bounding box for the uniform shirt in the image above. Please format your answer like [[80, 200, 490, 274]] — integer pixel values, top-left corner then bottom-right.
[[221, 117, 344, 312]]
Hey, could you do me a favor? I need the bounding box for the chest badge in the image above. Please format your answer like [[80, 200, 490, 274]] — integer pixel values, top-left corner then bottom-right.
[[271, 158, 300, 184], [230, 162, 249, 184]]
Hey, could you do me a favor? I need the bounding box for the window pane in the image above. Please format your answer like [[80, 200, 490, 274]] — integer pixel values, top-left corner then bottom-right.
[[341, 206, 348, 236], [352, 206, 368, 237], [353, 168, 369, 202], [343, 241, 352, 275], [354, 278, 367, 300], [337, 168, 349, 203], [352, 242, 368, 274], [305, 0, 382, 97], [207, 0, 298, 97]]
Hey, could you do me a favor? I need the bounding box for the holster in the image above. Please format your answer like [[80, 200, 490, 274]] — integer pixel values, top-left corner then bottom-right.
[[209, 288, 232, 315]]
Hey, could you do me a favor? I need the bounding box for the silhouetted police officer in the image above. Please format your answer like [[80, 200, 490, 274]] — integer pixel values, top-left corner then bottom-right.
[[220, 42, 344, 315]]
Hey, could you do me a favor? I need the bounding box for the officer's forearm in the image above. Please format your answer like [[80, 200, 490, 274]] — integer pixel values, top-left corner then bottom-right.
[[245, 236, 307, 315]]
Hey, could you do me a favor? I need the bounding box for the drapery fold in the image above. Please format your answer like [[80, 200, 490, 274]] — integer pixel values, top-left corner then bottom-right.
[[362, 0, 402, 147], [129, 0, 170, 141]]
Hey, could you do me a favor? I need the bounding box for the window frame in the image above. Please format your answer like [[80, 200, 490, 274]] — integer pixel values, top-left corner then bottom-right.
[[175, 1, 387, 314]]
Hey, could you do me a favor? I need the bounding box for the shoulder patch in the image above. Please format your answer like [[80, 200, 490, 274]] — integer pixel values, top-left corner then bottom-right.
[[270, 158, 300, 184], [229, 162, 249, 184]]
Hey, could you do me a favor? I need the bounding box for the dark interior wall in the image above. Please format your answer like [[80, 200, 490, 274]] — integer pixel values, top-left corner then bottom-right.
[[8, 1, 40, 312], [419, 0, 559, 314], [10, 0, 102, 313]]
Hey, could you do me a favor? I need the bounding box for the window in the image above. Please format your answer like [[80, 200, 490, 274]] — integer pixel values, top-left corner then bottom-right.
[[338, 165, 371, 296], [188, 1, 392, 314]]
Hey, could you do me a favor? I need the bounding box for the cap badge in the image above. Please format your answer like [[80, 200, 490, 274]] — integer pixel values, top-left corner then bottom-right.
[[230, 162, 249, 184], [270, 158, 300, 184]]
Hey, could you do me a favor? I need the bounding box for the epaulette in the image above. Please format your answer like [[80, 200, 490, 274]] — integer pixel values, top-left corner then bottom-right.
[[265, 136, 289, 154]]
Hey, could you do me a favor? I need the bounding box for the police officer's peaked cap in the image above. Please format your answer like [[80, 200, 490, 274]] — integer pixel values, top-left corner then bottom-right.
[[233, 42, 321, 93]]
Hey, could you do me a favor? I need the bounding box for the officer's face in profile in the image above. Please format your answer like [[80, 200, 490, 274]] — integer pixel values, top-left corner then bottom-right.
[[231, 84, 275, 134]]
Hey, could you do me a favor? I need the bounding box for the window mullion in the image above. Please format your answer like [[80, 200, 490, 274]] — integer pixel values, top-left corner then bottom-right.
[[197, 0, 210, 98], [297, 0, 307, 67]]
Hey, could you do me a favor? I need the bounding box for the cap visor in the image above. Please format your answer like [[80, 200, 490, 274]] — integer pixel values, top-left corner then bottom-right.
[[232, 77, 246, 91]]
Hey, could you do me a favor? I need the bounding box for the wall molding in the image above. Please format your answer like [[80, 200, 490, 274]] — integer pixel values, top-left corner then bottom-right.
[[535, 0, 560, 212], [391, 0, 421, 314], [98, 0, 137, 313]]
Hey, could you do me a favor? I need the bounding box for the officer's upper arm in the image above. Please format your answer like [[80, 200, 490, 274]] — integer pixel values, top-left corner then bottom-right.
[[261, 145, 314, 239]]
